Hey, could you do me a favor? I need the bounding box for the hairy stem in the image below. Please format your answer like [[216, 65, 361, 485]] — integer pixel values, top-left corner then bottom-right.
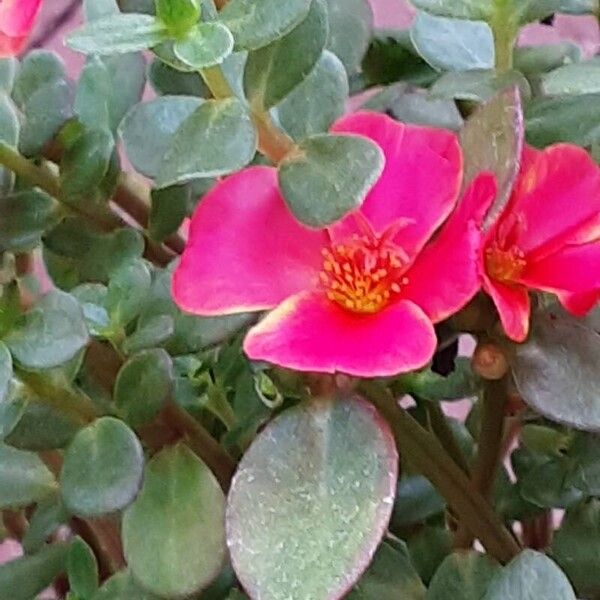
[[454, 376, 508, 549], [363, 382, 520, 563], [492, 0, 517, 72], [200, 66, 295, 164]]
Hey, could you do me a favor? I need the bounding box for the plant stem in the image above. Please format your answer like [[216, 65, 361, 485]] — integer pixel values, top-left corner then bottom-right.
[[200, 67, 295, 164], [162, 402, 237, 490], [454, 376, 508, 549], [426, 402, 471, 475], [16, 368, 98, 425], [492, 0, 517, 72], [363, 382, 520, 564]]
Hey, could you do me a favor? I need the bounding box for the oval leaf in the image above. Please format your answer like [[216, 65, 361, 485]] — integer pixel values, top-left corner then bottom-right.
[[220, 0, 311, 51], [244, 0, 329, 110], [278, 133, 384, 227], [483, 550, 576, 600], [157, 98, 257, 187], [410, 12, 494, 72], [0, 443, 56, 509], [459, 87, 524, 229], [226, 396, 398, 600], [173, 22, 234, 69], [119, 96, 202, 178], [0, 342, 12, 404], [5, 290, 90, 370], [123, 444, 226, 598], [542, 60, 600, 96], [510, 309, 600, 431], [67, 14, 169, 55], [411, 0, 491, 20], [60, 417, 144, 517]]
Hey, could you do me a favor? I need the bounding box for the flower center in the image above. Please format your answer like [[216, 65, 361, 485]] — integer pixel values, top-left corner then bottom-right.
[[320, 234, 410, 314], [485, 243, 526, 284]]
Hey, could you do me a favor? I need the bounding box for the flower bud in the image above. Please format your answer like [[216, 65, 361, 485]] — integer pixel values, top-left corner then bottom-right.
[[472, 342, 509, 380]]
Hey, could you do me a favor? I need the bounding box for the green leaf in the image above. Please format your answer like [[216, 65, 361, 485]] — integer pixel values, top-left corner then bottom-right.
[[525, 93, 600, 147], [226, 396, 398, 600], [5, 290, 89, 370], [362, 30, 437, 87], [408, 527, 452, 584], [541, 59, 600, 95], [431, 69, 531, 102], [0, 342, 12, 406], [173, 22, 234, 69], [148, 185, 190, 241], [245, 0, 328, 110], [123, 444, 226, 597], [325, 0, 373, 74], [114, 349, 173, 426], [391, 475, 444, 530], [410, 0, 492, 20], [363, 84, 463, 130], [0, 95, 20, 195], [347, 540, 426, 599], [123, 315, 175, 355], [0, 543, 70, 600], [68, 537, 99, 599], [60, 417, 144, 517], [119, 96, 202, 178], [0, 443, 56, 508], [510, 309, 600, 431], [75, 53, 146, 133], [483, 550, 576, 599], [22, 493, 70, 554], [92, 571, 159, 600], [106, 259, 152, 327], [157, 98, 257, 187], [460, 87, 523, 229], [278, 133, 384, 227], [156, 0, 200, 34], [60, 128, 115, 203], [519, 0, 598, 24], [67, 14, 169, 55], [410, 12, 494, 72], [220, 0, 311, 51], [148, 58, 209, 96], [515, 43, 582, 77], [84, 0, 120, 20], [427, 552, 501, 600], [552, 499, 600, 598], [276, 50, 348, 141], [0, 189, 59, 253], [0, 58, 18, 93], [12, 51, 64, 106]]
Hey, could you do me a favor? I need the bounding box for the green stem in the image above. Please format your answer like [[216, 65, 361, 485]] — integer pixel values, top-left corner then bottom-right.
[[491, 0, 517, 72], [426, 402, 471, 475], [200, 67, 295, 164], [454, 376, 508, 549], [363, 382, 520, 564], [16, 368, 98, 425]]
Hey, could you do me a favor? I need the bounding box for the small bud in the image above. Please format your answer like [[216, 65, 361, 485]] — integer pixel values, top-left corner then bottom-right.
[[472, 342, 509, 380], [156, 0, 200, 36]]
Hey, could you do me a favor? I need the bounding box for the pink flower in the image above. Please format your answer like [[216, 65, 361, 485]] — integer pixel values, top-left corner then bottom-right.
[[482, 144, 600, 342], [173, 112, 496, 377], [0, 0, 43, 57]]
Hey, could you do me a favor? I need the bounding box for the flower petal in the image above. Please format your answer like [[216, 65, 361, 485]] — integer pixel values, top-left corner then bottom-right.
[[244, 293, 437, 377], [0, 0, 42, 38], [558, 290, 600, 316], [330, 112, 463, 257], [173, 167, 328, 315], [403, 173, 496, 323], [506, 144, 600, 258], [520, 242, 600, 294], [0, 33, 25, 57], [483, 277, 531, 342]]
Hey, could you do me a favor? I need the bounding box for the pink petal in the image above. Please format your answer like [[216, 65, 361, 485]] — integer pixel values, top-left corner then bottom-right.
[[483, 277, 531, 342], [330, 112, 463, 258], [0, 0, 42, 38], [0, 32, 24, 56], [520, 242, 600, 294], [505, 145, 600, 259], [244, 292, 437, 377], [403, 173, 497, 323], [172, 167, 328, 315], [558, 290, 600, 316]]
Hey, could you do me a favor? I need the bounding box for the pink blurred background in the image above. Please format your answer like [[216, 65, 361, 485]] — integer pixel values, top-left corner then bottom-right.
[[2, 0, 599, 592]]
